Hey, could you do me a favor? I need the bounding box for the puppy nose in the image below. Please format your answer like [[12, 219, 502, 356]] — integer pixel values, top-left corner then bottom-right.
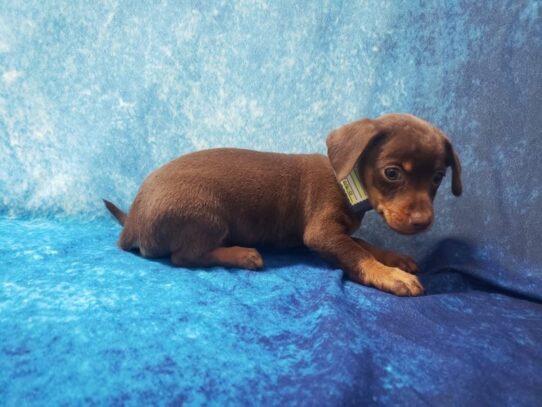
[[409, 212, 432, 230]]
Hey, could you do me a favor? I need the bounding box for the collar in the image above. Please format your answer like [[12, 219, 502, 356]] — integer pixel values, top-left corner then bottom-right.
[[338, 167, 373, 215]]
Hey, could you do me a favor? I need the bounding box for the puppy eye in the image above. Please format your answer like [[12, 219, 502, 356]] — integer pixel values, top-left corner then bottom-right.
[[433, 171, 445, 186], [384, 167, 402, 181]]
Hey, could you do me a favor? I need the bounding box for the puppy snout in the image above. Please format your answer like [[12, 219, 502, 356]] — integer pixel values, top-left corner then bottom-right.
[[408, 212, 432, 231]]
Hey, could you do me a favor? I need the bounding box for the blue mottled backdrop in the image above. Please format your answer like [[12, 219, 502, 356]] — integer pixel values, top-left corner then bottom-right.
[[1, 1, 541, 405]]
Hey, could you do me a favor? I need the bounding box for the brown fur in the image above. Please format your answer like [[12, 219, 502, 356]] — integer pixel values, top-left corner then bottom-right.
[[105, 113, 462, 296]]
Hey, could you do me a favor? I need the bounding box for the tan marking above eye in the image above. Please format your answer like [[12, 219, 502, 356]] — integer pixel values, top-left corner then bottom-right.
[[402, 161, 413, 172]]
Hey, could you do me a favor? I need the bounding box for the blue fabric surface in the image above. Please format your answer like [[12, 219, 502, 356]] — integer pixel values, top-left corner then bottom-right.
[[1, 0, 541, 405], [1, 217, 542, 406]]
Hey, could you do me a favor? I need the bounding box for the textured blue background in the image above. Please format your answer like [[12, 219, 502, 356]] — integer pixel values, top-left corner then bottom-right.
[[1, 1, 541, 405]]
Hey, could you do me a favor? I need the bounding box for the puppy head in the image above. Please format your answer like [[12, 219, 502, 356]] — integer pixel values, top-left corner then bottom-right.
[[327, 113, 462, 235]]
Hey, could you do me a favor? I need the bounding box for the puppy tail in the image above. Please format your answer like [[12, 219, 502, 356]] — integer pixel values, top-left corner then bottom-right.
[[103, 199, 127, 226]]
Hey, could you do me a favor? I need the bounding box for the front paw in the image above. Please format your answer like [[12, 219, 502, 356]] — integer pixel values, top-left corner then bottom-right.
[[378, 251, 419, 274], [360, 260, 424, 297]]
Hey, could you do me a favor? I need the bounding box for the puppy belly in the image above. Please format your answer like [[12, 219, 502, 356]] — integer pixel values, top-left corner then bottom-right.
[[225, 218, 303, 248]]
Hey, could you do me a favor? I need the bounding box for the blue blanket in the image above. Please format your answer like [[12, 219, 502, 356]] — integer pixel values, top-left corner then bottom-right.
[[2, 217, 541, 405], [1, 1, 541, 405]]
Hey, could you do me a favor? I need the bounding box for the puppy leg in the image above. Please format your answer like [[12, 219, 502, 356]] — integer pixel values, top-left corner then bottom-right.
[[172, 246, 264, 270], [304, 224, 423, 296], [134, 211, 258, 270], [352, 238, 419, 274]]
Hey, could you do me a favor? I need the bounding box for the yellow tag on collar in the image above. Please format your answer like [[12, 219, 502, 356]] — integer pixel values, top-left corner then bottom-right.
[[339, 168, 371, 213]]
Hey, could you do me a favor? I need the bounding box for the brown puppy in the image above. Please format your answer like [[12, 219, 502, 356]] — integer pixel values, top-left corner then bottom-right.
[[104, 113, 462, 296]]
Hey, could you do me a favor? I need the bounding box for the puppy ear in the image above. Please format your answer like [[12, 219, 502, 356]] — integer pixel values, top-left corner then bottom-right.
[[444, 139, 462, 196], [326, 118, 383, 180]]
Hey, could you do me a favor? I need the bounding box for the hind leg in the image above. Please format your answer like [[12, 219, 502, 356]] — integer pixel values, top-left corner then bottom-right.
[[171, 246, 264, 270], [163, 218, 264, 270]]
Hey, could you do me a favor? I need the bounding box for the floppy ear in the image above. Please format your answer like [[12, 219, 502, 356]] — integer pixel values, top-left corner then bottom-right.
[[326, 118, 383, 181], [444, 139, 463, 196]]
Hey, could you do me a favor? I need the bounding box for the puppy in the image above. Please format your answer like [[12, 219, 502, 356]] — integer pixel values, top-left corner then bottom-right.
[[104, 113, 462, 296]]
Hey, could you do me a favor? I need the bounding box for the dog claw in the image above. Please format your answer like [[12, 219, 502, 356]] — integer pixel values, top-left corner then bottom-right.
[[387, 273, 424, 296]]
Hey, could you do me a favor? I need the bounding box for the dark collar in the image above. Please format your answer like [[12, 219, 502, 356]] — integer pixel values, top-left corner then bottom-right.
[[337, 167, 373, 215]]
